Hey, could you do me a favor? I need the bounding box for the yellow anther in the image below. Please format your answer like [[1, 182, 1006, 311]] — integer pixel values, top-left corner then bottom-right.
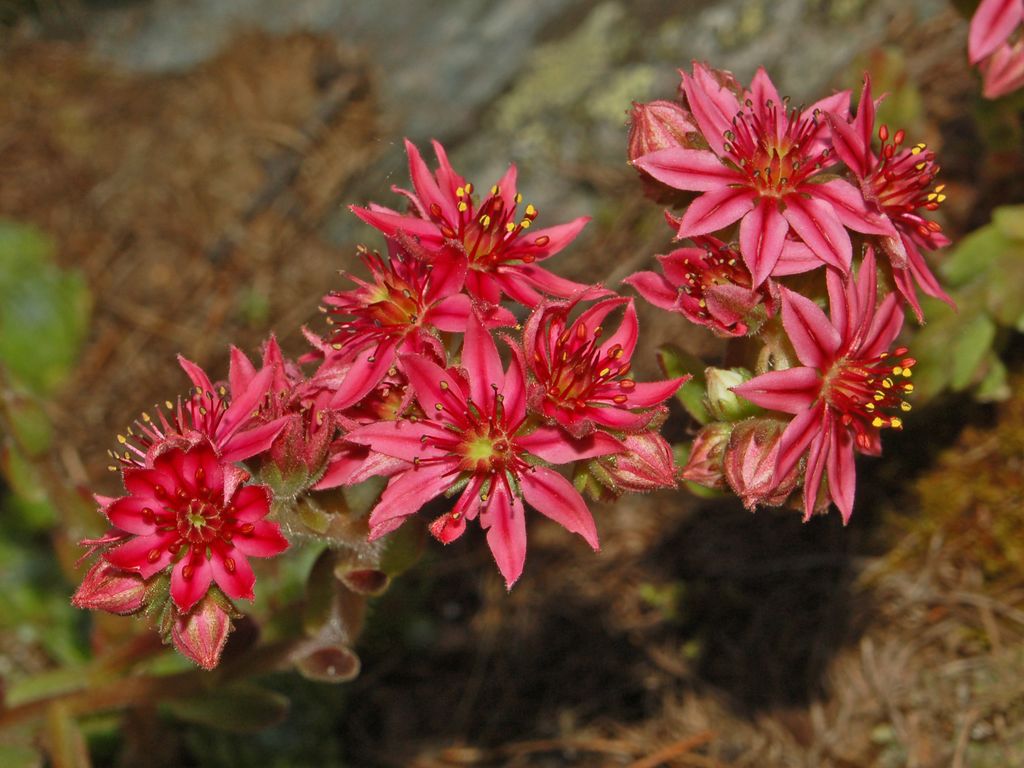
[[520, 219, 531, 229], [465, 182, 473, 194], [893, 366, 904, 375], [506, 222, 516, 233], [890, 417, 903, 429], [865, 402, 876, 412], [599, 368, 610, 377], [117, 434, 127, 444], [915, 162, 926, 171], [514, 193, 523, 203], [456, 186, 465, 197], [911, 146, 922, 155], [874, 392, 885, 402], [936, 194, 946, 203], [698, 299, 707, 307], [935, 184, 945, 192], [872, 416, 885, 428], [525, 203, 537, 216], [900, 402, 912, 412], [902, 368, 913, 377], [490, 185, 499, 196], [882, 378, 893, 389], [457, 201, 468, 212], [165, 400, 174, 410], [479, 214, 491, 228], [904, 383, 914, 392]]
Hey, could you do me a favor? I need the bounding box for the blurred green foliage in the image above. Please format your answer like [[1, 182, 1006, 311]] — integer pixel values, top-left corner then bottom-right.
[[912, 205, 1024, 402]]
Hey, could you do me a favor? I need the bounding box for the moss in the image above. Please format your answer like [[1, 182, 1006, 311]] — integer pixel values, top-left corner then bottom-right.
[[902, 375, 1024, 581]]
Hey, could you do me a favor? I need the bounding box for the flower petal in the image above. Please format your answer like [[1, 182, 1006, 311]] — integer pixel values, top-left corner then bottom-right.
[[739, 198, 787, 286], [105, 496, 159, 536], [826, 424, 857, 524], [634, 148, 741, 192], [233, 520, 290, 558], [210, 544, 255, 602], [776, 405, 826, 481], [969, 0, 1024, 63], [367, 462, 456, 540], [678, 187, 756, 238], [518, 426, 622, 464], [782, 194, 852, 274], [479, 485, 527, 590], [780, 286, 842, 369], [623, 271, 677, 311], [520, 466, 599, 551], [170, 551, 213, 613], [463, 312, 504, 406], [104, 531, 178, 579], [344, 419, 447, 462], [625, 376, 689, 407], [733, 367, 822, 414]]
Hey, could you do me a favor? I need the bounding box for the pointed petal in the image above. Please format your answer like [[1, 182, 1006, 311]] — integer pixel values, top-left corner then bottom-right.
[[780, 287, 842, 369], [678, 187, 755, 238], [801, 420, 830, 521], [776, 405, 825, 480], [825, 111, 871, 179], [682, 64, 741, 155], [177, 355, 215, 394], [501, 336, 529, 426], [749, 67, 782, 116], [463, 312, 504, 406], [350, 205, 444, 245], [505, 217, 590, 261], [233, 520, 290, 558], [228, 346, 258, 399], [400, 352, 469, 420], [859, 293, 904, 359], [521, 466, 599, 550], [170, 552, 213, 613], [623, 271, 677, 310], [739, 198, 788, 286], [426, 294, 472, 332], [479, 486, 527, 589], [826, 424, 857, 524], [815, 179, 891, 235], [772, 239, 822, 277], [210, 544, 255, 602], [969, 0, 1023, 63], [343, 419, 446, 461], [782, 194, 852, 274], [518, 427, 622, 464], [634, 148, 741, 191], [733, 367, 821, 414], [368, 463, 456, 540], [625, 376, 689, 407], [104, 531, 177, 579], [231, 484, 273, 522], [219, 366, 275, 441], [595, 298, 638, 361], [220, 417, 289, 463], [328, 343, 397, 410], [406, 138, 458, 223], [106, 496, 158, 536], [505, 263, 599, 301]]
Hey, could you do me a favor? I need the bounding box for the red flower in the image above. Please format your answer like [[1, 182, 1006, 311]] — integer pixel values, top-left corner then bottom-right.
[[352, 139, 595, 306], [827, 77, 953, 319], [523, 293, 687, 435], [344, 314, 621, 588], [115, 355, 286, 467], [969, 0, 1023, 65], [625, 235, 777, 337], [101, 441, 288, 612], [733, 250, 912, 522], [634, 64, 886, 286]]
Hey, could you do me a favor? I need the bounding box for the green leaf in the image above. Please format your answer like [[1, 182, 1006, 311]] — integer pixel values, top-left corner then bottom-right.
[[0, 222, 91, 396], [377, 521, 425, 577], [44, 702, 91, 768], [657, 344, 710, 424], [975, 354, 1011, 402], [941, 226, 1007, 287], [163, 683, 290, 733], [950, 313, 997, 391], [991, 204, 1024, 241]]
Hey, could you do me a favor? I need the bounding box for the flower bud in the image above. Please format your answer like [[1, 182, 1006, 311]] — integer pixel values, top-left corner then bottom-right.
[[627, 100, 698, 162], [72, 561, 148, 616], [680, 422, 732, 489], [724, 418, 798, 509], [170, 593, 234, 670], [705, 367, 760, 422], [594, 431, 677, 494]]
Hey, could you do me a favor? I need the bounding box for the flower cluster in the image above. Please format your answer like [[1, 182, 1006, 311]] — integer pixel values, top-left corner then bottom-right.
[[628, 63, 949, 522], [74, 140, 685, 668], [969, 0, 1024, 98]]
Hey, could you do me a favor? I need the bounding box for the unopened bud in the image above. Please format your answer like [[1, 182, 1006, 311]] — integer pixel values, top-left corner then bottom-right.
[[705, 367, 759, 422], [170, 593, 234, 670], [680, 422, 732, 489], [72, 561, 148, 616], [724, 418, 798, 509], [594, 431, 677, 494], [627, 100, 698, 162]]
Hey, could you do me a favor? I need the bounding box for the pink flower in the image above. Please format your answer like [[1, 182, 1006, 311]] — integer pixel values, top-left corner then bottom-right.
[[827, 77, 953, 319], [969, 0, 1023, 65], [634, 63, 885, 286], [171, 593, 234, 670], [723, 418, 799, 509], [625, 236, 777, 337], [732, 249, 913, 522], [343, 314, 621, 588], [980, 38, 1024, 97], [680, 422, 731, 489], [523, 293, 687, 435], [100, 441, 289, 612], [72, 560, 148, 615], [317, 241, 513, 409], [352, 139, 595, 306], [591, 431, 677, 494], [115, 354, 287, 467]]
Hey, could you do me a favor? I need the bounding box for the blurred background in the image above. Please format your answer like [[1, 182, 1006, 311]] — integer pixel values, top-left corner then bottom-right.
[[2, 0, 1024, 765]]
